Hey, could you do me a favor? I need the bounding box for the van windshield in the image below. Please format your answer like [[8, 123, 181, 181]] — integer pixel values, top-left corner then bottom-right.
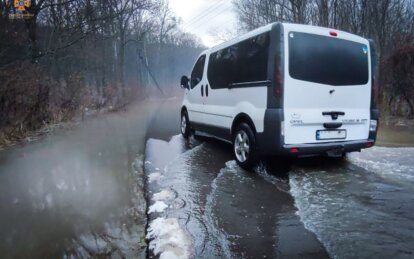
[[288, 31, 369, 86]]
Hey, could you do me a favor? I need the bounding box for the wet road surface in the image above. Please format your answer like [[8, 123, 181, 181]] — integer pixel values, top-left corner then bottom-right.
[[145, 137, 328, 258], [0, 100, 166, 258], [1, 97, 414, 258], [145, 100, 414, 258]]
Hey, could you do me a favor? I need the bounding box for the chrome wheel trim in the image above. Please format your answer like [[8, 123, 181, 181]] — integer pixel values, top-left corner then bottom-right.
[[181, 115, 187, 134], [234, 130, 249, 162]]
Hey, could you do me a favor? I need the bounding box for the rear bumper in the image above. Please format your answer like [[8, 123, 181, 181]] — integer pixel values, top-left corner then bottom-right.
[[256, 108, 379, 156], [281, 139, 375, 156]]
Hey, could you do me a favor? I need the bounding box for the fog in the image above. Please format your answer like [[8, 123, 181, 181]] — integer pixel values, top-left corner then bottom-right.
[[0, 99, 180, 258]]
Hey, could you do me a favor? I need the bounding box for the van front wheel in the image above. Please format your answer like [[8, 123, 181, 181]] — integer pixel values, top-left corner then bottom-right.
[[233, 123, 258, 170], [181, 112, 191, 138]]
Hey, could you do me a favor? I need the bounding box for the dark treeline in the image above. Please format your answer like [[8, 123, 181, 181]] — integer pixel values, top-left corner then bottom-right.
[[0, 0, 203, 142], [233, 0, 414, 118]]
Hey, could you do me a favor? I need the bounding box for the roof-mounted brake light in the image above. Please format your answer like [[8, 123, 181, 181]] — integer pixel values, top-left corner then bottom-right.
[[329, 31, 338, 37]]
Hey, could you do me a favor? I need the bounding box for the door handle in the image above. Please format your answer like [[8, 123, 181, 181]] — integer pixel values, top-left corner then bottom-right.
[[322, 111, 345, 120], [205, 84, 209, 97], [201, 84, 204, 96]]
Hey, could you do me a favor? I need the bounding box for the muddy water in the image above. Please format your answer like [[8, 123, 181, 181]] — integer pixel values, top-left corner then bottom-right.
[[377, 124, 414, 147]]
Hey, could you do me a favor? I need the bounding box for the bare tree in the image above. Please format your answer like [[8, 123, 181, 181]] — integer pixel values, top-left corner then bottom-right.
[[232, 0, 414, 117]]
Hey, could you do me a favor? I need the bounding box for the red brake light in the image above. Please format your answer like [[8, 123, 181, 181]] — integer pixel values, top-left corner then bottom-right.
[[329, 31, 338, 37], [290, 148, 299, 153]]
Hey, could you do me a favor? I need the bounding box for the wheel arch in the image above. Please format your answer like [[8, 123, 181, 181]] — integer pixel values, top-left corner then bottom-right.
[[231, 113, 257, 137], [181, 106, 188, 116]]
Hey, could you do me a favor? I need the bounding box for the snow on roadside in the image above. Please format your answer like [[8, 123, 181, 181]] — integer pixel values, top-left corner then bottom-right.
[[148, 172, 163, 183], [152, 190, 175, 201], [147, 217, 192, 259], [148, 201, 168, 214]]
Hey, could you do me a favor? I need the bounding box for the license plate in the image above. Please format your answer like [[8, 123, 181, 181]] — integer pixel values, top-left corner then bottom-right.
[[316, 130, 346, 140]]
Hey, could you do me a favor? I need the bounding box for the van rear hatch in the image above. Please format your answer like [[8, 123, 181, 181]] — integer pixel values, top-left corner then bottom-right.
[[283, 29, 371, 145]]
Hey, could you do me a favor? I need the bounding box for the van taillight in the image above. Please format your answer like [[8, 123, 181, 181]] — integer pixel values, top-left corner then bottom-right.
[[275, 67, 282, 97]]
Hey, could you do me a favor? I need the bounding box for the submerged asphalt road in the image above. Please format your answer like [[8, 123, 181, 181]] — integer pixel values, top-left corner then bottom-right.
[[0, 98, 413, 258], [145, 101, 414, 259]]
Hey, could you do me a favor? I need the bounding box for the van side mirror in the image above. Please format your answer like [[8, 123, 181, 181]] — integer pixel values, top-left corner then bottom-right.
[[180, 76, 190, 89]]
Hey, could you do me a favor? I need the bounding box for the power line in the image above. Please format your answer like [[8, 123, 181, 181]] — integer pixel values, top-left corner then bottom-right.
[[184, 4, 233, 32], [181, 1, 231, 31], [183, 0, 225, 26], [183, 4, 230, 30]]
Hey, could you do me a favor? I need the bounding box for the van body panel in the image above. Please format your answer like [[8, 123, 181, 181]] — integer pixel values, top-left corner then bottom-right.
[[282, 24, 372, 145], [203, 87, 268, 133]]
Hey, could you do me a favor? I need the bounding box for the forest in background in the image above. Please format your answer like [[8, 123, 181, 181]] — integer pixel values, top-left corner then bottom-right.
[[233, 0, 414, 119], [0, 0, 203, 145]]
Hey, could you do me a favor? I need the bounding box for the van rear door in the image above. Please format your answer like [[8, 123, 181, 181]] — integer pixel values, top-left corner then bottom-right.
[[283, 28, 371, 145]]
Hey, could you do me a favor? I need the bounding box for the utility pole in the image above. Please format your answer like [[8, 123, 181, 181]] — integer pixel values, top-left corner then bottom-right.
[[138, 52, 165, 97]]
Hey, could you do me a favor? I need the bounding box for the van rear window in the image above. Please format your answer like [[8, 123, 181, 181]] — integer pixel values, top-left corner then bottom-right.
[[288, 32, 369, 86]]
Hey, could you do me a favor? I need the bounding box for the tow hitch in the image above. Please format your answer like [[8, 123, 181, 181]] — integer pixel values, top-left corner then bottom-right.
[[327, 148, 344, 157]]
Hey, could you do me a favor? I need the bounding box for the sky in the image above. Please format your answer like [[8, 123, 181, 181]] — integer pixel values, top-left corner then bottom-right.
[[169, 0, 237, 47]]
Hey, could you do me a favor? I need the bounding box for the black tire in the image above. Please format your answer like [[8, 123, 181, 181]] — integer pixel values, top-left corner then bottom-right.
[[181, 111, 191, 138], [232, 123, 258, 170]]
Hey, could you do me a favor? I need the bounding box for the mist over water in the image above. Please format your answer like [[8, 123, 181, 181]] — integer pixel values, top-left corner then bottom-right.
[[0, 100, 173, 258]]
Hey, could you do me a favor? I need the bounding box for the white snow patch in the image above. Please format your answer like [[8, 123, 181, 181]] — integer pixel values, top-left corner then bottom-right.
[[147, 217, 192, 259], [148, 172, 163, 183], [148, 201, 168, 214], [152, 190, 174, 202]]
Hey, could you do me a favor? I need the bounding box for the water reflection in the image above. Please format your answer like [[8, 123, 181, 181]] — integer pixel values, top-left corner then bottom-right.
[[0, 100, 173, 258]]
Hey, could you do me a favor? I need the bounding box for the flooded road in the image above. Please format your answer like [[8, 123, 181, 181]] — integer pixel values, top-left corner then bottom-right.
[[144, 100, 414, 258], [144, 137, 328, 258], [0, 100, 165, 258], [1, 97, 414, 258], [290, 148, 414, 258]]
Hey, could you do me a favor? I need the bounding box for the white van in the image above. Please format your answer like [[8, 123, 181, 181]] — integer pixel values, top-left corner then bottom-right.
[[179, 22, 379, 169]]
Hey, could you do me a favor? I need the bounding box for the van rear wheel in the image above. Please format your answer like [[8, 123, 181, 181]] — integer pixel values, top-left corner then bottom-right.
[[181, 112, 191, 138], [233, 123, 258, 170]]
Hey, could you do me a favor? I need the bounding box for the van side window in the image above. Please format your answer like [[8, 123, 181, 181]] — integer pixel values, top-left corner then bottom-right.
[[191, 55, 206, 88], [208, 32, 270, 89]]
